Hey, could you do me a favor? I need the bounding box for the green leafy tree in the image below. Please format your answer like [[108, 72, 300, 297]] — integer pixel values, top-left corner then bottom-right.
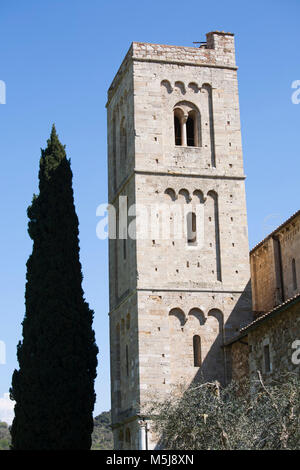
[[10, 125, 98, 450], [0, 422, 11, 450], [91, 411, 113, 450]]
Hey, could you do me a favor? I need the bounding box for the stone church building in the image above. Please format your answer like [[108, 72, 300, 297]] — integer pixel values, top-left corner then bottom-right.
[[106, 32, 300, 450], [227, 210, 300, 384]]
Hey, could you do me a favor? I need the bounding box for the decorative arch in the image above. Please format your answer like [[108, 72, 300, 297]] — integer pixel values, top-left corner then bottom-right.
[[193, 189, 205, 203], [161, 79, 172, 94], [174, 81, 186, 94], [207, 308, 224, 335], [178, 188, 191, 203], [188, 82, 199, 93], [169, 308, 186, 326], [201, 82, 212, 91], [188, 308, 206, 325], [164, 187, 176, 201]]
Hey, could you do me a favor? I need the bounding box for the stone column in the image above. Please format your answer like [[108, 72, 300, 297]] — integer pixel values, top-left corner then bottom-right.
[[181, 114, 188, 146], [138, 420, 147, 450]]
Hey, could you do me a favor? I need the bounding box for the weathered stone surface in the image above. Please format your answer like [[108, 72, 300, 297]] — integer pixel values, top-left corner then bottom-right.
[[107, 32, 252, 450], [250, 211, 300, 315], [230, 300, 300, 384], [248, 302, 300, 382], [230, 211, 300, 387]]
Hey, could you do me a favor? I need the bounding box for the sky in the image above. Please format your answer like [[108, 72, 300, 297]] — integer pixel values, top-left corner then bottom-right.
[[0, 0, 299, 423]]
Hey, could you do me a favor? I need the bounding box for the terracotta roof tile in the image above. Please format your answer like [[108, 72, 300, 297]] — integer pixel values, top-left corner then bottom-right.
[[225, 292, 300, 346]]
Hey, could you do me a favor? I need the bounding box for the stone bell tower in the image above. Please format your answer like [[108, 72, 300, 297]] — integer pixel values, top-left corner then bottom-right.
[[107, 31, 252, 450]]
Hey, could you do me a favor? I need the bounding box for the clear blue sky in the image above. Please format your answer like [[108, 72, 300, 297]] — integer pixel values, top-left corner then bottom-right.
[[0, 0, 299, 420]]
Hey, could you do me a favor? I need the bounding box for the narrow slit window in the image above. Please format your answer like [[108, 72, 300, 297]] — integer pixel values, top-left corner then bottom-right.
[[193, 335, 201, 367], [126, 345, 129, 377], [187, 212, 197, 244], [264, 344, 271, 373], [292, 258, 297, 290]]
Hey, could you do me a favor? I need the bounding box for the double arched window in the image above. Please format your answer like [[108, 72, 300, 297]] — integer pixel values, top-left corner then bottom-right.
[[173, 102, 200, 147]]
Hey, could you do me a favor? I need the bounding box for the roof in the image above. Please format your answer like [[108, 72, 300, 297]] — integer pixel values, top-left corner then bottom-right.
[[250, 209, 300, 254], [225, 292, 300, 346]]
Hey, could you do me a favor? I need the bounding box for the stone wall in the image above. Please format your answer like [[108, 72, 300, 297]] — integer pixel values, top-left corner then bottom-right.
[[248, 300, 300, 382], [250, 238, 277, 314], [250, 212, 300, 315], [229, 298, 300, 386], [230, 339, 249, 383]]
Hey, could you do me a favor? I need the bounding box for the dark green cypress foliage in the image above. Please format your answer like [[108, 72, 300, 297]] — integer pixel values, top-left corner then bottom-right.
[[10, 125, 98, 450]]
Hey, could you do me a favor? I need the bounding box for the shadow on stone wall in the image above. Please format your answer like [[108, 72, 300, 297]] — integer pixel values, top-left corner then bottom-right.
[[154, 280, 252, 449], [192, 280, 252, 386]]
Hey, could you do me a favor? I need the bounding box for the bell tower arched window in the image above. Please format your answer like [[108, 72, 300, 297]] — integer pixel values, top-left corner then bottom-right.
[[173, 102, 200, 147]]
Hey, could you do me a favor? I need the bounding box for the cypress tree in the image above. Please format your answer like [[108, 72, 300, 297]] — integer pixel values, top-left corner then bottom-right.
[[10, 125, 98, 450]]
